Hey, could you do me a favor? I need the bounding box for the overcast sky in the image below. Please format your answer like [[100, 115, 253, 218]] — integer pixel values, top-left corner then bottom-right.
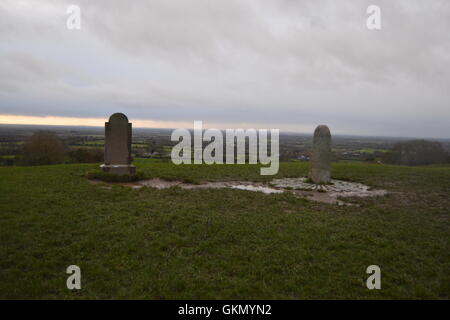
[[0, 0, 449, 138]]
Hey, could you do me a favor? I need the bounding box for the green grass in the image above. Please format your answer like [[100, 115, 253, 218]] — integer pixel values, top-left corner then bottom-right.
[[86, 169, 145, 182], [82, 140, 104, 146], [0, 161, 449, 299], [357, 148, 388, 153], [162, 145, 172, 153]]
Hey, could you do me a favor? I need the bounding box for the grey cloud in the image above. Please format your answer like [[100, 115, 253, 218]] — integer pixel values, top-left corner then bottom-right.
[[0, 0, 449, 138]]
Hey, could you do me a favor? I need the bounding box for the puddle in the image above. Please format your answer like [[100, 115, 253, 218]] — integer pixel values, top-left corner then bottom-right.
[[272, 178, 387, 197], [272, 178, 387, 205], [230, 185, 283, 194], [90, 178, 283, 194], [89, 177, 387, 205]]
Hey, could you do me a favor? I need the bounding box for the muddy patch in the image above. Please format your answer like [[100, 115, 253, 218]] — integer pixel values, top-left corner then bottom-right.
[[139, 179, 284, 193], [89, 177, 386, 204], [272, 177, 387, 205], [89, 178, 282, 194]]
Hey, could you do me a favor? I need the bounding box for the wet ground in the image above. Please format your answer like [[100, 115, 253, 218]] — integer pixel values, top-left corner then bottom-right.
[[89, 177, 387, 205], [271, 178, 387, 205]]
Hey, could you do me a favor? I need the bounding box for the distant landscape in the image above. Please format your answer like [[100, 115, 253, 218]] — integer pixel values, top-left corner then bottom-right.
[[1, 124, 449, 166]]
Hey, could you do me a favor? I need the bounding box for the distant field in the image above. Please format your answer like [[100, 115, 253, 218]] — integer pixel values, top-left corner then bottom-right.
[[0, 161, 449, 299], [74, 141, 150, 149], [82, 140, 104, 146], [357, 148, 388, 153]]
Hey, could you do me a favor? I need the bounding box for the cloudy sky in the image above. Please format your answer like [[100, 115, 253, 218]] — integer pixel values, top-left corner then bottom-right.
[[0, 0, 449, 138]]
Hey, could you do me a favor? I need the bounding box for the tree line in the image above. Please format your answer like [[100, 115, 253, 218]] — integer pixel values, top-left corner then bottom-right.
[[13, 131, 103, 166]]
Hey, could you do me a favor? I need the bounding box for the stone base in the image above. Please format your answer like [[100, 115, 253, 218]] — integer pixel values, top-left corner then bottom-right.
[[100, 164, 136, 176], [308, 169, 331, 184]]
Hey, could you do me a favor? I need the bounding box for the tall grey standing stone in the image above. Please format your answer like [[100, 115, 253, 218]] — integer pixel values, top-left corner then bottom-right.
[[100, 113, 136, 175], [309, 125, 331, 184]]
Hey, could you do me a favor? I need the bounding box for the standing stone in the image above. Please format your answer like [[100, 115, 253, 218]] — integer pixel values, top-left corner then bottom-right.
[[309, 125, 331, 184], [100, 113, 136, 175]]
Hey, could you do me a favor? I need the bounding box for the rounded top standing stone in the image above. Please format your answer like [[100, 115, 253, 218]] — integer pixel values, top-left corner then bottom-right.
[[309, 125, 331, 184], [108, 113, 129, 123], [313, 125, 331, 139], [100, 113, 136, 175]]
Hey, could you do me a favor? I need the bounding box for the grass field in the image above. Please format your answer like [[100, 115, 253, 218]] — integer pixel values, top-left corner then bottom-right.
[[0, 161, 449, 299]]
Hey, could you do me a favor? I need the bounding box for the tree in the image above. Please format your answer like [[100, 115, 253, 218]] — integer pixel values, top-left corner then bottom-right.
[[383, 140, 448, 166], [67, 148, 103, 163], [20, 132, 66, 165]]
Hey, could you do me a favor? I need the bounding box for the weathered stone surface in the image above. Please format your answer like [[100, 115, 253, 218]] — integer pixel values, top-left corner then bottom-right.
[[100, 113, 136, 175], [309, 125, 331, 184]]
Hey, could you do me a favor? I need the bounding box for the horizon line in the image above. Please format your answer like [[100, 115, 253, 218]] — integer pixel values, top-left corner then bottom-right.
[[0, 114, 448, 140]]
